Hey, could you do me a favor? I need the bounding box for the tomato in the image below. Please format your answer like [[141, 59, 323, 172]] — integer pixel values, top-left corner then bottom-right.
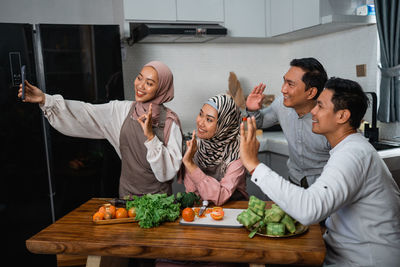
[[128, 207, 136, 218], [115, 208, 128, 219], [210, 210, 224, 220], [92, 211, 104, 222], [212, 207, 223, 212], [104, 211, 112, 220], [193, 207, 200, 215], [99, 204, 116, 218], [182, 207, 195, 222]]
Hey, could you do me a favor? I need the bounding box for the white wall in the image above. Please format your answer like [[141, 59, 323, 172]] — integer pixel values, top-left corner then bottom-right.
[[123, 42, 288, 133], [287, 25, 379, 125], [287, 25, 378, 94]]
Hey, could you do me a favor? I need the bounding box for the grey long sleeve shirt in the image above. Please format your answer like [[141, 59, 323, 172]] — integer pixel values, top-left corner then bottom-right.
[[248, 95, 330, 185]]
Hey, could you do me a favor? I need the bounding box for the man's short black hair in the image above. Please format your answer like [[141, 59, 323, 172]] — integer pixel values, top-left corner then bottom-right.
[[290, 58, 328, 99], [324, 77, 369, 129]]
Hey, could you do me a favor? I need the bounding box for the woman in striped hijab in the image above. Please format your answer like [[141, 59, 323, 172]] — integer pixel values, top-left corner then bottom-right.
[[182, 94, 249, 205]]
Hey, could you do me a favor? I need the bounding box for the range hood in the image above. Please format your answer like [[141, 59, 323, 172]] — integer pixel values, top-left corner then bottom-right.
[[129, 23, 227, 43]]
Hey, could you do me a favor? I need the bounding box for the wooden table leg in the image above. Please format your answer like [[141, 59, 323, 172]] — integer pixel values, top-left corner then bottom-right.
[[86, 255, 129, 267], [249, 264, 265, 267], [86, 255, 101, 267]]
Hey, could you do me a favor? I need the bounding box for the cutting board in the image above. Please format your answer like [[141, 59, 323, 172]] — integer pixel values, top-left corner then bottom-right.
[[179, 208, 245, 228]]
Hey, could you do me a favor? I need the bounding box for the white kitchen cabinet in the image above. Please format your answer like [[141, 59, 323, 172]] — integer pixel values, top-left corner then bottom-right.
[[224, 0, 266, 37], [177, 0, 224, 22], [269, 0, 320, 36], [124, 0, 176, 21], [293, 0, 320, 31], [270, 0, 292, 36], [124, 0, 223, 23]]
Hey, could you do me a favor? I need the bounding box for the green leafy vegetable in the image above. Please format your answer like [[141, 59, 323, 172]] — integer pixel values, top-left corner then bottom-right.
[[175, 192, 200, 209], [126, 193, 180, 228]]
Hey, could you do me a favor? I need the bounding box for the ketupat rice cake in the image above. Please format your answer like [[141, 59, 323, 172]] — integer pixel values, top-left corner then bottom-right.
[[264, 207, 284, 223], [267, 222, 286, 236], [248, 195, 266, 217], [281, 214, 296, 234], [271, 204, 286, 217], [237, 208, 262, 228]]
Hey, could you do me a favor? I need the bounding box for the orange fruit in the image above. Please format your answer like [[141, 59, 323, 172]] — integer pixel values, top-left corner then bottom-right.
[[92, 211, 104, 222], [182, 208, 195, 222], [115, 208, 128, 219], [128, 207, 136, 218]]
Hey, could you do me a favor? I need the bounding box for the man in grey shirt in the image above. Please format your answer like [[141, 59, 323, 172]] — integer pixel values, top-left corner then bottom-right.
[[247, 58, 330, 187]]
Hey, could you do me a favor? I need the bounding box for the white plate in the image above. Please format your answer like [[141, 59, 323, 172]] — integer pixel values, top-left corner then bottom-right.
[[179, 208, 245, 228]]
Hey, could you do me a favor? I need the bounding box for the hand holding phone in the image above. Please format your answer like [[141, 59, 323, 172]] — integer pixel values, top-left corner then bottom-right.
[[21, 65, 26, 100]]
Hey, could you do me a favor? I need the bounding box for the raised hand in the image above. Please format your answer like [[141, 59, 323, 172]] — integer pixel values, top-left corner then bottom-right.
[[246, 83, 266, 111], [137, 103, 155, 141], [18, 80, 46, 104], [182, 130, 198, 173], [240, 116, 260, 174]]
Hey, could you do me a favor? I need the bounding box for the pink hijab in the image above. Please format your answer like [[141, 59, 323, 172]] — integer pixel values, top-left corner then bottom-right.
[[131, 61, 182, 145]]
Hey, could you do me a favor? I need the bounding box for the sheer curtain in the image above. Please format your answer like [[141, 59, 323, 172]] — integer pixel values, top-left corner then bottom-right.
[[375, 0, 400, 122]]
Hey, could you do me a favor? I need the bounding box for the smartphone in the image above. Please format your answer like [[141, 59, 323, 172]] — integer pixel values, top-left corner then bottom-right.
[[21, 65, 26, 100]]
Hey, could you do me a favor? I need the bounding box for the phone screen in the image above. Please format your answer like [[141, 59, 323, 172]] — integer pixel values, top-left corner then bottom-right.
[[21, 65, 26, 100]]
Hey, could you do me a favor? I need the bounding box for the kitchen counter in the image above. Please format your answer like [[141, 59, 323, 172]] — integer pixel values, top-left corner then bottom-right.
[[257, 131, 289, 156]]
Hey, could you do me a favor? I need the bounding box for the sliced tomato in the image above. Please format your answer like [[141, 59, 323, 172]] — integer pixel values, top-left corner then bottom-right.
[[210, 210, 224, 220], [193, 207, 206, 218], [212, 207, 223, 212], [205, 208, 212, 214], [193, 207, 200, 215]]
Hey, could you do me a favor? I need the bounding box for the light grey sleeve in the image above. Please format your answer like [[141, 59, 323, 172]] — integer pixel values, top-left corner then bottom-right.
[[246, 99, 279, 129]]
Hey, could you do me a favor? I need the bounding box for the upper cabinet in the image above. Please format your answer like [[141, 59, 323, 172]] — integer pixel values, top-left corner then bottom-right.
[[292, 0, 320, 31], [269, 0, 293, 36], [268, 0, 320, 36], [176, 0, 224, 22], [124, 0, 176, 21], [224, 0, 266, 38], [124, 0, 223, 22]]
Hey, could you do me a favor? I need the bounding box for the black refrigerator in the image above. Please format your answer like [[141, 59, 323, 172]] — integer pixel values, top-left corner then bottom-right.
[[0, 23, 124, 266]]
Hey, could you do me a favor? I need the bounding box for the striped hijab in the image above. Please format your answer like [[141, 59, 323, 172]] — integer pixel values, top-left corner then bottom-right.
[[195, 94, 241, 174]]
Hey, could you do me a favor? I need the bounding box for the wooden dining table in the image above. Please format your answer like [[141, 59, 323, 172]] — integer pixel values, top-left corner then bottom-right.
[[26, 198, 326, 267]]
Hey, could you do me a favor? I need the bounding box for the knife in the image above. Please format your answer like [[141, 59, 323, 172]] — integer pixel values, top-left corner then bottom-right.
[[198, 200, 209, 216]]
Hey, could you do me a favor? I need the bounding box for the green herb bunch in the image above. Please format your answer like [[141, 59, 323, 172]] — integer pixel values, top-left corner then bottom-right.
[[126, 193, 180, 228]]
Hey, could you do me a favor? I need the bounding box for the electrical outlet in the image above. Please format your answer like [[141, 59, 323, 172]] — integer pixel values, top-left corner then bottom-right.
[[356, 64, 367, 77]]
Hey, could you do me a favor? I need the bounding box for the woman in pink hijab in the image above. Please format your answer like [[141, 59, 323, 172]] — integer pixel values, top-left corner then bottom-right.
[[19, 61, 183, 197]]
